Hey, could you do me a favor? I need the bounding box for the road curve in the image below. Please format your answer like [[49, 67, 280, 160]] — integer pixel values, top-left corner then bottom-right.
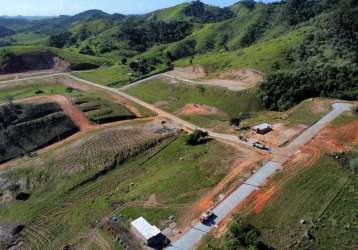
[[65, 74, 256, 151], [166, 102, 352, 250]]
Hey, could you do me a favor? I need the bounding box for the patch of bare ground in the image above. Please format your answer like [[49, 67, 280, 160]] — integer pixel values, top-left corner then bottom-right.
[[17, 94, 93, 131], [242, 120, 358, 216], [209, 120, 358, 237], [169, 65, 207, 80], [168, 66, 263, 90], [177, 142, 267, 233], [247, 123, 308, 147], [174, 104, 225, 117]]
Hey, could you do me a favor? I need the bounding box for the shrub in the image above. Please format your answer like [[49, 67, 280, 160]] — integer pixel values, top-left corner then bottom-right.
[[186, 130, 209, 145]]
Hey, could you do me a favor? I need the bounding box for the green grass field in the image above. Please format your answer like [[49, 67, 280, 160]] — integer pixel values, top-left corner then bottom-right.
[[72, 66, 133, 87], [175, 26, 310, 74], [0, 83, 72, 102], [125, 77, 262, 116]]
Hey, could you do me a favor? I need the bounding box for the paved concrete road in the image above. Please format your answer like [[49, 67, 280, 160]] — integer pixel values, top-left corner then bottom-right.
[[166, 102, 352, 250]]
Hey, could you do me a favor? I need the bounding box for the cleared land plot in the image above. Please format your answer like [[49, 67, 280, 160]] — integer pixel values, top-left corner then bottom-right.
[[124, 77, 262, 130], [124, 77, 332, 135], [167, 66, 263, 91], [199, 116, 358, 250], [0, 102, 78, 163], [72, 92, 135, 124]]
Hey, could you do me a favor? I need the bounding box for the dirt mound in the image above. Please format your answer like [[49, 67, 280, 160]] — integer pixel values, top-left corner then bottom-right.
[[0, 52, 70, 74], [175, 104, 225, 116]]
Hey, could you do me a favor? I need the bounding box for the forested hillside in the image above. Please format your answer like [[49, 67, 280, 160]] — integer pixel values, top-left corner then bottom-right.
[[0, 0, 357, 109]]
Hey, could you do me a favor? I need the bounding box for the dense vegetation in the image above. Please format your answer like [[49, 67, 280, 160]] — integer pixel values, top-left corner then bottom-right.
[[259, 0, 358, 110], [0, 0, 357, 107]]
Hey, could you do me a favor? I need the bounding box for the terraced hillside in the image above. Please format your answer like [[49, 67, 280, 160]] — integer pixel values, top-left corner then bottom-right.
[[0, 101, 78, 163]]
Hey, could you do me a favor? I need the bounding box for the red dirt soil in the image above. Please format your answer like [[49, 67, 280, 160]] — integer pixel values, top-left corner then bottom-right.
[[178, 159, 256, 229], [17, 95, 93, 131], [245, 120, 358, 215], [59, 76, 143, 117], [175, 104, 224, 117]]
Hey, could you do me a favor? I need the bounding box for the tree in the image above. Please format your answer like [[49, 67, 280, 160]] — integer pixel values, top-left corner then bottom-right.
[[186, 130, 209, 145], [79, 45, 95, 55], [230, 117, 241, 127], [48, 32, 72, 48], [121, 57, 127, 65], [286, 0, 316, 25]]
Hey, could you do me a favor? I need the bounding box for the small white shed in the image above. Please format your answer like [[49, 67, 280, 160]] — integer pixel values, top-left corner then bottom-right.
[[130, 217, 162, 245], [252, 123, 272, 134]]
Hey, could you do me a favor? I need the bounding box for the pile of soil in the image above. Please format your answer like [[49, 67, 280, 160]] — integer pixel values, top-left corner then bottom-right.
[[175, 104, 225, 116]]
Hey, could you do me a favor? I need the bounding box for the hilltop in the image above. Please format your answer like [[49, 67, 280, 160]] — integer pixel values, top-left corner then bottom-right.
[[0, 0, 357, 108]]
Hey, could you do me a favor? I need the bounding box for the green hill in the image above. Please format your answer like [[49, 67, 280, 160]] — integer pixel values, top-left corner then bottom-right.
[[0, 0, 356, 109]]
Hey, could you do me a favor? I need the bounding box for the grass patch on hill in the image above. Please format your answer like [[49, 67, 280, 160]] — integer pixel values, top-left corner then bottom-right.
[[0, 83, 72, 102], [125, 77, 262, 117], [240, 99, 331, 129], [245, 155, 351, 249], [175, 26, 309, 74], [72, 66, 133, 87], [73, 92, 135, 124]]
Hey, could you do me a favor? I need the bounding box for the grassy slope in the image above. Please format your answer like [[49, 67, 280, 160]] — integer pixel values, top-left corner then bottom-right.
[[147, 3, 190, 21], [72, 66, 133, 87], [200, 152, 356, 250], [175, 26, 309, 73], [125, 78, 262, 117], [0, 135, 240, 248]]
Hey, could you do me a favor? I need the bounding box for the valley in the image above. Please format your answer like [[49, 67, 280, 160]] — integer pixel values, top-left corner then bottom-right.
[[0, 1, 357, 250]]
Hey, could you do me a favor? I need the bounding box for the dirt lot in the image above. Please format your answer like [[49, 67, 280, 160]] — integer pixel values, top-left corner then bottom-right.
[[175, 104, 225, 116], [247, 123, 308, 147], [245, 120, 358, 215], [18, 95, 93, 132], [168, 66, 263, 91]]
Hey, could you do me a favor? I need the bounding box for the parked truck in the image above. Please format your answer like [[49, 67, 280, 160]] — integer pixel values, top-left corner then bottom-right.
[[199, 209, 214, 224]]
